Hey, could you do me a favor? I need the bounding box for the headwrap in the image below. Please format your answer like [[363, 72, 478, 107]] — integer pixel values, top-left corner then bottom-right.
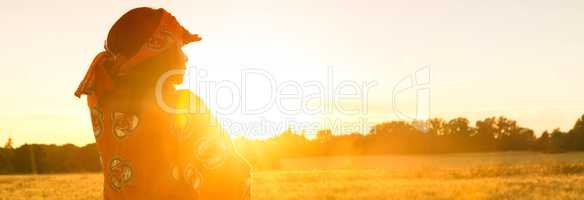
[[75, 9, 201, 99]]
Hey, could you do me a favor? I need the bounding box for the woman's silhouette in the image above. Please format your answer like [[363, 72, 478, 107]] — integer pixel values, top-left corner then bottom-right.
[[75, 7, 251, 199]]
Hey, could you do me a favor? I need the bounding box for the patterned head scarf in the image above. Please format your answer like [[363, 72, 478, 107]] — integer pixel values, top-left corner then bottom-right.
[[75, 8, 201, 99]]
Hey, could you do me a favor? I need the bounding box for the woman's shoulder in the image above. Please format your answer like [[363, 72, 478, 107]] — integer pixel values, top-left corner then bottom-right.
[[174, 89, 203, 102], [172, 89, 209, 113]]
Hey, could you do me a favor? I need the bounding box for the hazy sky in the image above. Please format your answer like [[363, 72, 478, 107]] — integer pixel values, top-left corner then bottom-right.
[[0, 0, 583, 146]]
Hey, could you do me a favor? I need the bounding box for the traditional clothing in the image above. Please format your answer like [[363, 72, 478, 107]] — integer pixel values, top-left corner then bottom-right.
[[76, 8, 251, 200]]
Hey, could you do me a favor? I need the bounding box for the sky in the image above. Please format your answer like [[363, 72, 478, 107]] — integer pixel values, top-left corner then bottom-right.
[[0, 0, 583, 146]]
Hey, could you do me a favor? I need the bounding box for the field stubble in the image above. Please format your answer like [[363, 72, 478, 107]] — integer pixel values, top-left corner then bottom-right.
[[2, 152, 584, 200]]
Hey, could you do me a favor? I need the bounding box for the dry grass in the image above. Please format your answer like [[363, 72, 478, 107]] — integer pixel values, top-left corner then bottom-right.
[[2, 152, 584, 200], [253, 169, 584, 200], [0, 174, 101, 200]]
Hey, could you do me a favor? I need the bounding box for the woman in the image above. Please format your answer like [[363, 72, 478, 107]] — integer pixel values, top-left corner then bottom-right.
[[75, 7, 251, 199]]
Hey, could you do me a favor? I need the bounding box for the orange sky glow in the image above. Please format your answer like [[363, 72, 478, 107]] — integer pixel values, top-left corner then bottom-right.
[[0, 0, 583, 146]]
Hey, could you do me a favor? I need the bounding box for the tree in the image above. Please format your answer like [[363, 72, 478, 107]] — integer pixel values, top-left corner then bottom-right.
[[316, 129, 333, 142], [4, 137, 14, 149], [535, 131, 550, 152], [445, 117, 473, 136], [427, 118, 447, 136], [495, 117, 518, 138], [475, 117, 497, 151], [549, 128, 567, 153], [493, 116, 521, 150], [444, 117, 474, 152], [573, 114, 584, 133], [514, 128, 536, 150], [568, 114, 584, 150]]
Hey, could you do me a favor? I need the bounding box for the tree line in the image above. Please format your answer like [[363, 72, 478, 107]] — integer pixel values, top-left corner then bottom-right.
[[0, 143, 100, 174], [235, 114, 584, 169], [1, 114, 583, 173]]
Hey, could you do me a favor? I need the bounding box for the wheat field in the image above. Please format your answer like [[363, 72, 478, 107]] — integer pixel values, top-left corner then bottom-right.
[[2, 152, 584, 200]]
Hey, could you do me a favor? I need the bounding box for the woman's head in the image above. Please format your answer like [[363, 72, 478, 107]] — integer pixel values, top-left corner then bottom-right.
[[75, 7, 201, 113], [106, 7, 163, 58], [76, 7, 200, 99], [106, 7, 190, 74]]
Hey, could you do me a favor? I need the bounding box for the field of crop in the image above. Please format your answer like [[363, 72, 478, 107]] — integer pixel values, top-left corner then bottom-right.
[[2, 152, 584, 200]]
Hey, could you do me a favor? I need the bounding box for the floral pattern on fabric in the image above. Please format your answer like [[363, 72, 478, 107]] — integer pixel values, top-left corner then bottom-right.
[[84, 90, 250, 199], [171, 114, 193, 141], [196, 136, 227, 170], [109, 157, 133, 191], [90, 107, 104, 137], [112, 112, 140, 139], [184, 164, 203, 190], [171, 164, 181, 181]]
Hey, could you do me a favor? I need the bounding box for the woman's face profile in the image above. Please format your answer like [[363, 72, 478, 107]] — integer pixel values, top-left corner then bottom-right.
[[178, 48, 188, 69], [161, 46, 188, 85]]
